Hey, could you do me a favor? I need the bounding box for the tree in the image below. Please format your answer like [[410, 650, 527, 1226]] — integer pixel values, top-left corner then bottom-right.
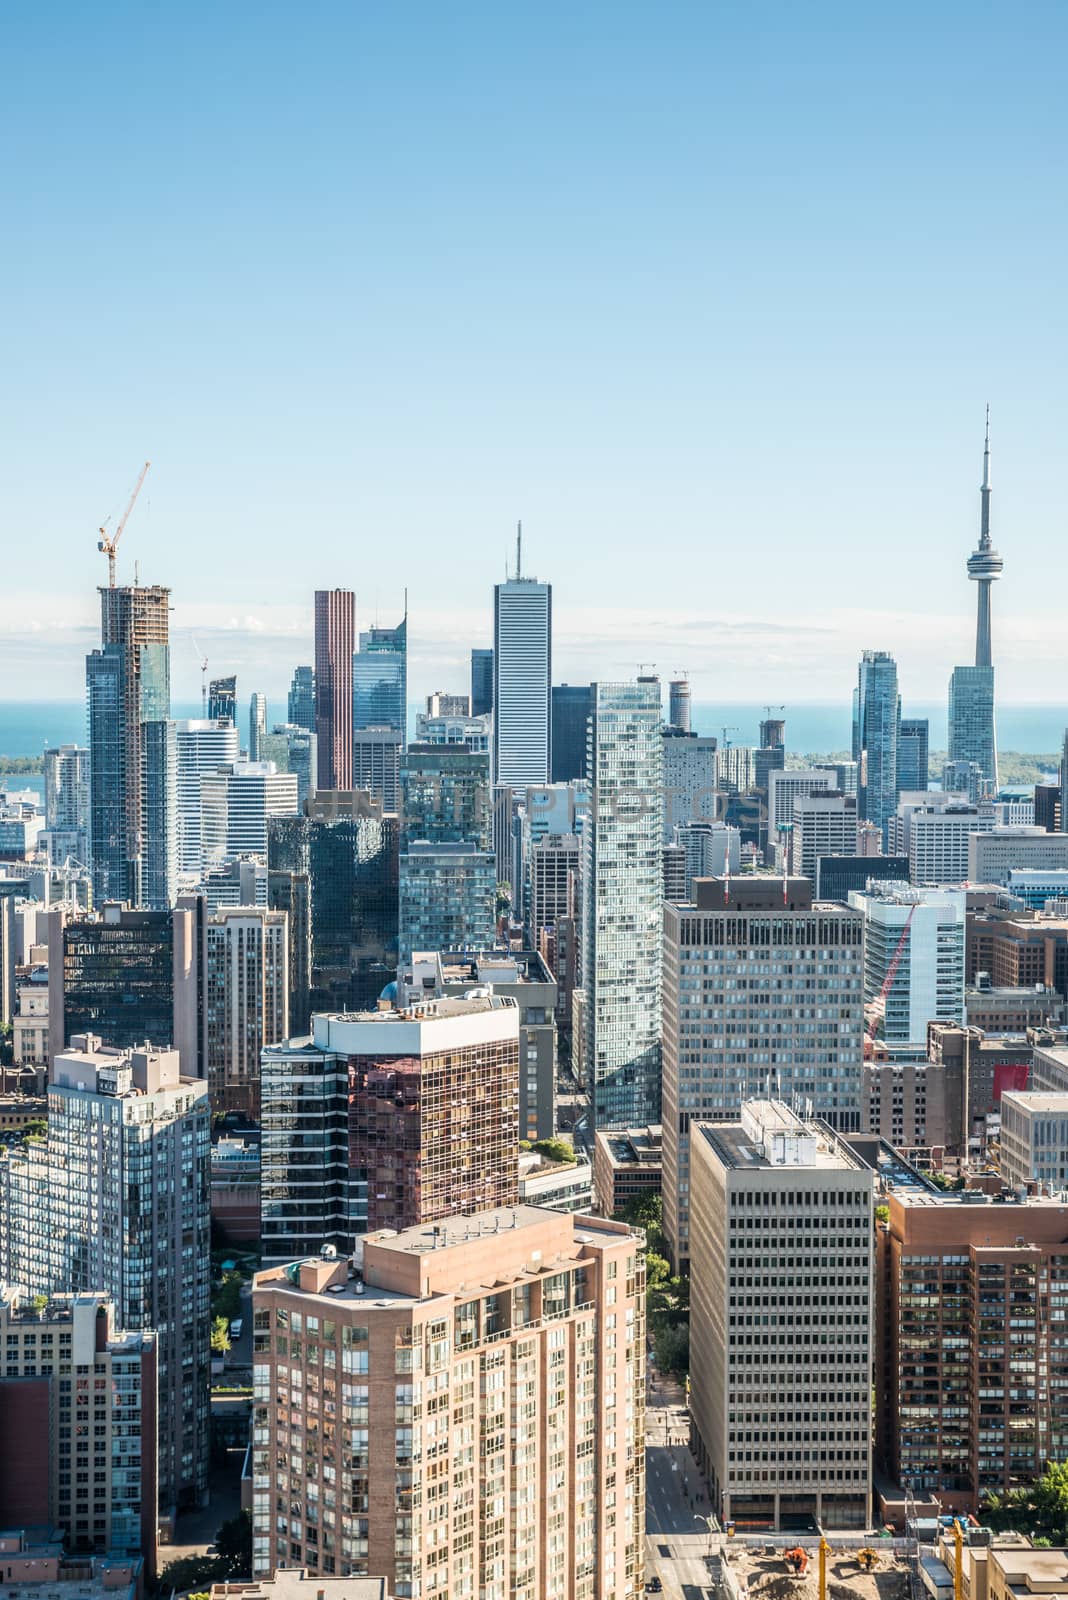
[[214, 1511, 253, 1580], [984, 1460, 1068, 1544], [158, 1555, 220, 1594], [531, 1136, 576, 1165], [211, 1316, 232, 1355]]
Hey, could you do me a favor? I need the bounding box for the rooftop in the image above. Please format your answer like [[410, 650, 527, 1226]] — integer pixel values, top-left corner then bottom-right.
[[599, 1125, 663, 1166], [1001, 1091, 1068, 1114], [212, 1573, 389, 1600], [697, 1100, 868, 1174]]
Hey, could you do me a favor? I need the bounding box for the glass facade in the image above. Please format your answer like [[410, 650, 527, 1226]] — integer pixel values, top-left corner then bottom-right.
[[61, 909, 175, 1051], [398, 843, 496, 961], [582, 678, 663, 1130], [401, 743, 491, 848], [353, 617, 407, 736], [288, 665, 315, 732], [852, 650, 900, 846], [948, 664, 997, 790]]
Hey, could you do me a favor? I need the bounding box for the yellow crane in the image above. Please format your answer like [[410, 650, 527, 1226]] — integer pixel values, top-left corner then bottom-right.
[[98, 461, 150, 586]]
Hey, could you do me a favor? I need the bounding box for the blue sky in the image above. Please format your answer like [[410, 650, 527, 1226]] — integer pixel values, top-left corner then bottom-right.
[[1, 1, 1065, 706]]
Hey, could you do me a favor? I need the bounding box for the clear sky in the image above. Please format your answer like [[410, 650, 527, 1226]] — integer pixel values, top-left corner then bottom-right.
[[1, 0, 1065, 707]]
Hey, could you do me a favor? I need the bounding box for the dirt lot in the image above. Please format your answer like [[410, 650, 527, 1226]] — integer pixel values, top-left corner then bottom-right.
[[726, 1547, 910, 1600]]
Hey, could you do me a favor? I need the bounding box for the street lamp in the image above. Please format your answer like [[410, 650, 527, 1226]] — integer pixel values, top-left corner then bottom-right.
[[694, 1513, 716, 1556]]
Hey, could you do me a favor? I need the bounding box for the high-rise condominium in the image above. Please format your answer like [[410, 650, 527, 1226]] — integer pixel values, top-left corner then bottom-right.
[[251, 1207, 646, 1598], [689, 1101, 874, 1531], [288, 664, 315, 732], [249, 691, 268, 760], [208, 674, 237, 723], [352, 612, 407, 739], [582, 677, 663, 1130], [86, 582, 174, 907], [662, 730, 718, 842], [493, 536, 551, 787], [203, 905, 288, 1116], [43, 743, 89, 865], [3, 1035, 211, 1511], [398, 742, 495, 960], [661, 877, 864, 1271], [948, 412, 1003, 789], [173, 717, 242, 878], [0, 1287, 158, 1570], [259, 993, 519, 1262], [668, 676, 691, 733], [314, 589, 355, 789], [852, 648, 900, 845]]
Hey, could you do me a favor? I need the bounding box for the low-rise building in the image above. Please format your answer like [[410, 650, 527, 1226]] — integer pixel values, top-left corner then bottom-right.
[[593, 1125, 662, 1218], [11, 983, 48, 1066], [1000, 1091, 1068, 1191], [965, 980, 1065, 1035], [0, 1534, 142, 1600], [212, 1576, 391, 1600], [518, 1148, 593, 1212]]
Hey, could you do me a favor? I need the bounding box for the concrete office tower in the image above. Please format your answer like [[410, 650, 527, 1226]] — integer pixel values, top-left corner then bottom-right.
[[0, 1287, 158, 1569], [852, 649, 900, 846], [352, 725, 402, 809], [22, 1037, 210, 1511], [48, 902, 202, 1070], [314, 589, 355, 789], [999, 1091, 1068, 1189], [287, 664, 315, 732], [876, 1186, 1068, 1512], [248, 692, 267, 760], [173, 718, 242, 877], [898, 717, 929, 791], [717, 744, 754, 794], [969, 827, 1068, 886], [470, 646, 493, 716], [551, 684, 594, 781], [201, 761, 299, 868], [663, 841, 687, 902], [493, 535, 551, 787], [251, 1207, 646, 1597], [766, 768, 833, 849], [259, 993, 520, 1261], [415, 709, 492, 752], [689, 1102, 874, 1531], [582, 677, 663, 1130], [849, 883, 966, 1054], [353, 612, 407, 737], [260, 722, 318, 809], [788, 791, 858, 881], [43, 744, 89, 866], [662, 730, 718, 842], [208, 674, 237, 723], [527, 831, 581, 948], [891, 798, 993, 886], [86, 583, 174, 909], [661, 878, 864, 1271], [668, 676, 691, 733], [203, 906, 288, 1117]]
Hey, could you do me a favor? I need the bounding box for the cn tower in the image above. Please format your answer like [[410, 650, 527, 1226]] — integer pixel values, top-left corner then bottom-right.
[[967, 406, 1004, 667]]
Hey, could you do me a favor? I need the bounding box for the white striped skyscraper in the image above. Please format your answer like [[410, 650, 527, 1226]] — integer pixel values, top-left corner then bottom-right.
[[492, 527, 551, 787]]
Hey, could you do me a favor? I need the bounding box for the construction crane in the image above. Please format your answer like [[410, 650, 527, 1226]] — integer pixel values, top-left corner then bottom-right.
[[98, 461, 150, 586], [864, 900, 918, 1052], [191, 635, 208, 714], [721, 725, 738, 749]]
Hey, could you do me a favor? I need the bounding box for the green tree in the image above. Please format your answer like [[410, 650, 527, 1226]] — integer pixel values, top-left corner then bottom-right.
[[984, 1460, 1068, 1543], [531, 1136, 576, 1165], [211, 1316, 232, 1355], [214, 1511, 253, 1580], [158, 1555, 220, 1593]]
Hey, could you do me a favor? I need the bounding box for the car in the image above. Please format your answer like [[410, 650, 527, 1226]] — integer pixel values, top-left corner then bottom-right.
[[645, 1581, 663, 1594]]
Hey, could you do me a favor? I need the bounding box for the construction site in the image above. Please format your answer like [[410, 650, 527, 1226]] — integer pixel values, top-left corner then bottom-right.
[[716, 1539, 910, 1600]]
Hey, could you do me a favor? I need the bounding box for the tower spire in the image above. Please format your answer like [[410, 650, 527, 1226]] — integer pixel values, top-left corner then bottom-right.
[[980, 404, 992, 547], [516, 520, 522, 580]]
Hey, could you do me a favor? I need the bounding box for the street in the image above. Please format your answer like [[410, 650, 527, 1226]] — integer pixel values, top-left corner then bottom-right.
[[644, 1360, 719, 1597]]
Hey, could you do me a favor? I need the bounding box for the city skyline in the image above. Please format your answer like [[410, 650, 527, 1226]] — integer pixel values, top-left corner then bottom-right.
[[2, 4, 1066, 703]]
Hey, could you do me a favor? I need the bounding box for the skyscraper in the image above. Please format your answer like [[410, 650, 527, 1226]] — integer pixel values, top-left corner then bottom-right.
[[5, 1036, 211, 1511], [470, 645, 493, 716], [173, 717, 242, 878], [287, 664, 315, 732], [852, 648, 900, 845], [200, 761, 299, 869], [948, 413, 1003, 789], [493, 532, 551, 787], [249, 691, 267, 760], [668, 676, 691, 733], [582, 676, 663, 1130], [202, 905, 288, 1117], [86, 583, 173, 907], [352, 610, 407, 738], [898, 717, 930, 792], [43, 743, 89, 866], [208, 674, 237, 723], [550, 683, 593, 782], [314, 589, 355, 789]]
